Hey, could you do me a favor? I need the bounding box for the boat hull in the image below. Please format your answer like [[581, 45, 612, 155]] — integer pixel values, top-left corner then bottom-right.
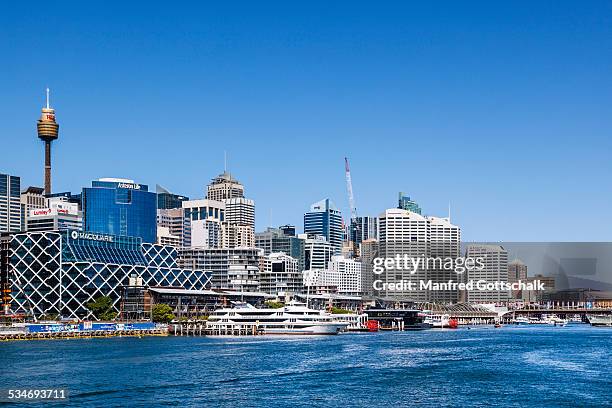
[[263, 324, 347, 335]]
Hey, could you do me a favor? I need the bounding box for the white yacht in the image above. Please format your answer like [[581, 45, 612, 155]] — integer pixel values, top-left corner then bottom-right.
[[544, 315, 568, 326], [207, 301, 349, 335], [587, 314, 612, 327], [513, 316, 530, 325]]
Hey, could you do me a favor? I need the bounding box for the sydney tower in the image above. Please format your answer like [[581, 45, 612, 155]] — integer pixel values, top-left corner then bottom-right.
[[37, 88, 59, 195]]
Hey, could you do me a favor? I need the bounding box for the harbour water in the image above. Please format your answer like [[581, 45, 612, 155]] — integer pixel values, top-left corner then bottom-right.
[[1, 325, 610, 407]]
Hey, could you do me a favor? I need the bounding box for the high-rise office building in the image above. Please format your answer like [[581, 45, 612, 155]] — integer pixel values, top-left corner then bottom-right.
[[157, 207, 190, 247], [360, 239, 379, 296], [378, 209, 462, 302], [327, 255, 363, 296], [206, 171, 256, 249], [378, 208, 429, 301], [304, 198, 343, 254], [428, 216, 461, 304], [37, 89, 59, 195], [0, 174, 21, 233], [259, 252, 302, 296], [20, 186, 46, 230], [255, 227, 305, 271], [508, 259, 528, 298], [465, 244, 510, 303], [350, 216, 378, 246], [224, 197, 255, 226], [156, 184, 189, 210], [82, 178, 157, 243], [279, 225, 296, 236], [206, 171, 244, 201], [398, 192, 422, 214], [26, 197, 82, 232], [302, 234, 333, 270], [224, 197, 255, 247], [182, 199, 225, 248]]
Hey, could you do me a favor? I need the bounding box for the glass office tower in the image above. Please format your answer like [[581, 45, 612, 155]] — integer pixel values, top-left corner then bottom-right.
[[0, 173, 21, 233], [303, 198, 343, 254], [82, 178, 156, 243]]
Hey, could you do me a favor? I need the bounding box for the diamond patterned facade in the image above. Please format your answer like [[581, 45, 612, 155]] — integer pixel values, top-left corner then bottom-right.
[[8, 230, 210, 319]]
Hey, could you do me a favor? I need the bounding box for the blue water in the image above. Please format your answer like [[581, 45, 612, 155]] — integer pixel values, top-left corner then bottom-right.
[[1, 325, 610, 407]]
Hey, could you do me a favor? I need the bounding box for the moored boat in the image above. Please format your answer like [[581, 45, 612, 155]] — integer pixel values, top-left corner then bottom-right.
[[206, 301, 349, 335], [587, 314, 612, 327]]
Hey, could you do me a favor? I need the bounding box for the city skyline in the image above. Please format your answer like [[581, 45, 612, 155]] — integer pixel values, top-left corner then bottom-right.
[[2, 2, 612, 241]]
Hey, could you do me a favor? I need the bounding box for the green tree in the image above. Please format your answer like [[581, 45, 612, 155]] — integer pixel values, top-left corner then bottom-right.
[[264, 301, 284, 309], [152, 303, 175, 323], [330, 307, 352, 314], [86, 296, 117, 321]]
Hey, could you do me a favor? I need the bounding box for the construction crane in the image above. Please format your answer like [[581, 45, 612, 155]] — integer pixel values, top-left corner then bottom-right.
[[344, 157, 359, 257]]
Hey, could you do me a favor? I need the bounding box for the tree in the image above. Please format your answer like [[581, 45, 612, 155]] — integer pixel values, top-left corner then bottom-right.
[[330, 307, 352, 314], [86, 296, 117, 321], [152, 303, 175, 323], [264, 301, 284, 309]]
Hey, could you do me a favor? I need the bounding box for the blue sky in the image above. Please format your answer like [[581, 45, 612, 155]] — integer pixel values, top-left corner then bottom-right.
[[1, 1, 611, 241]]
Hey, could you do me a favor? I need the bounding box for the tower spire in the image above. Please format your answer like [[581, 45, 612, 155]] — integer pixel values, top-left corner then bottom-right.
[[37, 88, 59, 195]]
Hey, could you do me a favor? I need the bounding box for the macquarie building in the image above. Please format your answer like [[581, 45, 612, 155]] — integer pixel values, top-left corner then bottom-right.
[[7, 230, 210, 319]]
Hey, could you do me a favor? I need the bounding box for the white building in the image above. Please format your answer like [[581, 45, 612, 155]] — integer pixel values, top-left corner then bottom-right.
[[157, 207, 190, 247], [26, 198, 82, 232], [428, 216, 461, 304], [302, 234, 333, 270], [465, 244, 510, 303], [222, 224, 254, 248], [206, 171, 244, 201], [157, 226, 182, 248], [378, 209, 461, 303], [259, 252, 302, 296], [378, 209, 430, 301], [224, 197, 254, 227], [20, 186, 45, 230], [328, 255, 362, 296], [182, 199, 225, 248]]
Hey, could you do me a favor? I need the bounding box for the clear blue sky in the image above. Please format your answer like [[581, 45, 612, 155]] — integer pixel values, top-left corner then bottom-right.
[[1, 1, 611, 241]]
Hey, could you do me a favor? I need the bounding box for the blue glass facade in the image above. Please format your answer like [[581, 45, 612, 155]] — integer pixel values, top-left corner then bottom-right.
[[82, 180, 156, 243], [304, 198, 343, 254], [398, 192, 422, 214]]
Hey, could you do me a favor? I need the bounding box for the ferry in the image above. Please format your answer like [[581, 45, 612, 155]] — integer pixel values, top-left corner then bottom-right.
[[422, 313, 458, 329], [364, 308, 432, 331], [526, 315, 567, 326], [587, 314, 612, 327], [206, 301, 349, 335]]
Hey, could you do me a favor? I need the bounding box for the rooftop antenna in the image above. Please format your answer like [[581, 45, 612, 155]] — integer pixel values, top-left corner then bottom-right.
[[224, 151, 227, 173], [46, 87, 50, 109], [448, 202, 451, 223]]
